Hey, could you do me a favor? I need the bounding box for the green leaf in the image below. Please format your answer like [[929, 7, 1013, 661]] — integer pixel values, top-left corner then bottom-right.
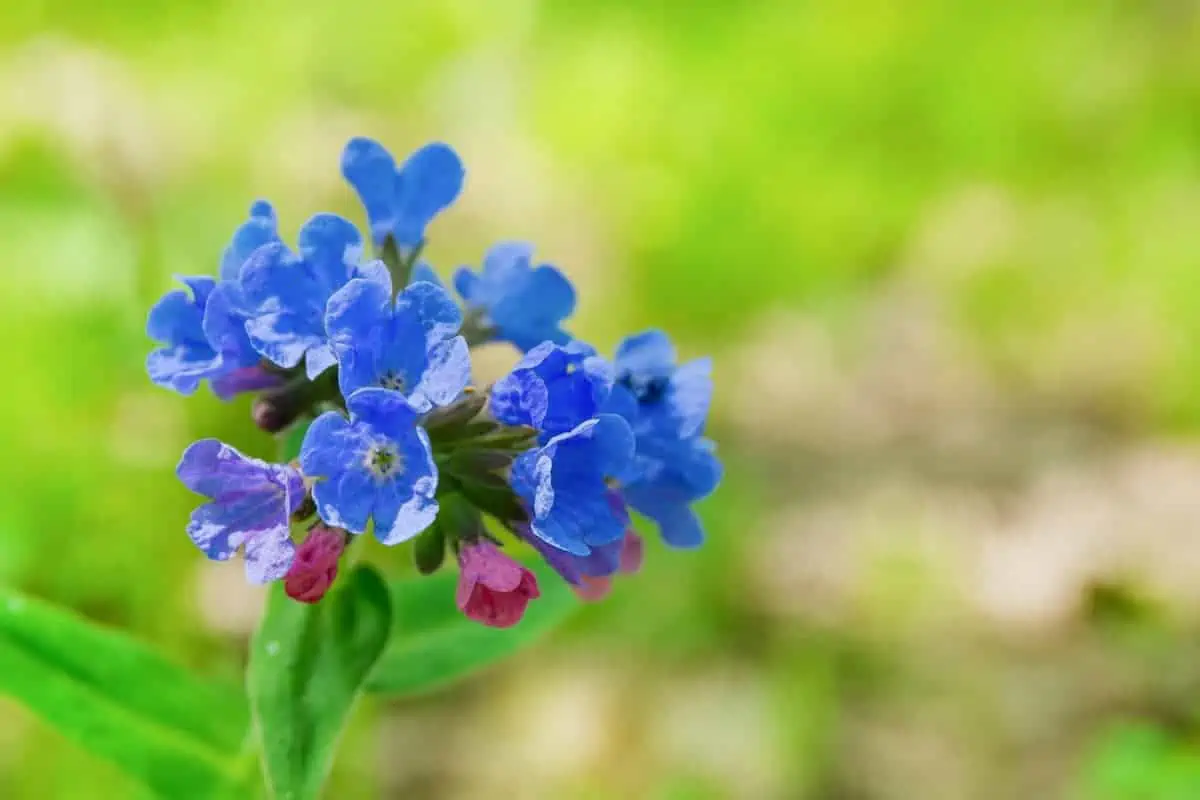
[[367, 561, 577, 697], [248, 564, 392, 800], [0, 588, 250, 798]]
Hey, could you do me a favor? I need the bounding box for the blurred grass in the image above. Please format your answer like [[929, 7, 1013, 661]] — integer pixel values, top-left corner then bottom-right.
[[1, 0, 1200, 797]]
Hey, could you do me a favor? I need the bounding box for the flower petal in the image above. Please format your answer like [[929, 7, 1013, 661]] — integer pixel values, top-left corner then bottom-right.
[[341, 137, 400, 244], [297, 213, 363, 292], [243, 532, 296, 585], [393, 142, 465, 247], [410, 336, 470, 411], [327, 277, 393, 397]]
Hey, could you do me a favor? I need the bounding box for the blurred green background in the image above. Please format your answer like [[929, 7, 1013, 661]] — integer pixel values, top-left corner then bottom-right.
[[3, 0, 1200, 797]]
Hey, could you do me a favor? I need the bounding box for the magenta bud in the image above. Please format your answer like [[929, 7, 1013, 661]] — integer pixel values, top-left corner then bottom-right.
[[456, 541, 540, 628], [618, 531, 645, 575], [574, 575, 613, 603], [284, 525, 345, 604]]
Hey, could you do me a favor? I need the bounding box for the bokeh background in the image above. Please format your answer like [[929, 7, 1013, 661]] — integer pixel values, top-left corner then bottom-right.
[[3, 1, 1200, 797]]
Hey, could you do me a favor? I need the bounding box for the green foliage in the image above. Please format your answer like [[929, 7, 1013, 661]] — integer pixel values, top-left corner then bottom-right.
[[247, 565, 392, 800], [1077, 723, 1200, 800], [0, 586, 249, 798]]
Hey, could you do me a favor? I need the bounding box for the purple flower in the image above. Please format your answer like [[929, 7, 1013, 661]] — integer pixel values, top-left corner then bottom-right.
[[299, 388, 438, 545], [238, 213, 388, 379], [454, 242, 575, 352], [326, 272, 470, 411], [176, 439, 304, 584], [341, 138, 465, 249]]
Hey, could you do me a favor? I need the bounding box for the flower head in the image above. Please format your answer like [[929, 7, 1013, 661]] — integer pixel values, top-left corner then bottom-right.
[[604, 330, 721, 548], [299, 388, 438, 545], [510, 415, 635, 556], [454, 242, 575, 352], [456, 540, 540, 628], [284, 524, 346, 604], [176, 439, 304, 584], [490, 341, 612, 441], [238, 213, 388, 379], [341, 138, 464, 249], [326, 273, 470, 411], [146, 276, 223, 395], [608, 329, 712, 442]]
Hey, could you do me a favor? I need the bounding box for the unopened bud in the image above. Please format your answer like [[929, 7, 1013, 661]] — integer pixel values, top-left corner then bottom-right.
[[252, 383, 309, 434], [284, 525, 346, 604]]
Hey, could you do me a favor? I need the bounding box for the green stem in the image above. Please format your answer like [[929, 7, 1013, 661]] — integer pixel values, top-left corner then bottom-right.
[[378, 236, 424, 294]]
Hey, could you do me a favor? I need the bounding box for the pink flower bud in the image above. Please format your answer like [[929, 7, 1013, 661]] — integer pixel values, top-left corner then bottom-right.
[[284, 525, 345, 604], [574, 575, 613, 603], [456, 541, 540, 628], [618, 531, 645, 574]]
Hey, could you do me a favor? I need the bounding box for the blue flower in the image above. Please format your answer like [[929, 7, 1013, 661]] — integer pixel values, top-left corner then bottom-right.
[[509, 414, 634, 556], [517, 515, 625, 585], [623, 437, 722, 548], [341, 138, 465, 249], [454, 242, 575, 352], [489, 341, 612, 441], [146, 276, 223, 395], [220, 200, 280, 282], [608, 329, 712, 441], [605, 329, 721, 548], [177, 439, 304, 584], [147, 202, 292, 399], [326, 271, 470, 411], [299, 388, 438, 545], [239, 213, 388, 379]]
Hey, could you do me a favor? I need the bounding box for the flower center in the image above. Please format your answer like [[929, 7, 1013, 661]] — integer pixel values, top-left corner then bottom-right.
[[618, 373, 669, 404], [364, 442, 402, 479], [380, 371, 407, 392]]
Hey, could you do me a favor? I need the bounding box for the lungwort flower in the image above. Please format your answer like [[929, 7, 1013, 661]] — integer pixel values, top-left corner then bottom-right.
[[239, 213, 387, 379], [454, 242, 575, 351], [177, 439, 304, 583], [509, 414, 635, 556], [326, 272, 470, 411], [147, 203, 288, 399], [489, 340, 612, 440], [153, 135, 722, 621], [608, 330, 722, 548], [341, 137, 464, 249], [456, 540, 540, 628], [300, 388, 438, 545]]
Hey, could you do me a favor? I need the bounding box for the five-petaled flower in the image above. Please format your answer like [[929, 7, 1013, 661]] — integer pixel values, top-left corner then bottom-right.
[[607, 330, 722, 548], [326, 271, 470, 411], [509, 414, 635, 556], [456, 540, 540, 628], [177, 439, 304, 584], [341, 137, 464, 250], [300, 388, 439, 545], [239, 213, 388, 379], [489, 340, 612, 441], [454, 242, 575, 352]]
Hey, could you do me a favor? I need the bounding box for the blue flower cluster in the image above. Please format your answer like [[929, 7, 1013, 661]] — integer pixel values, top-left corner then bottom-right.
[[151, 137, 721, 622]]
